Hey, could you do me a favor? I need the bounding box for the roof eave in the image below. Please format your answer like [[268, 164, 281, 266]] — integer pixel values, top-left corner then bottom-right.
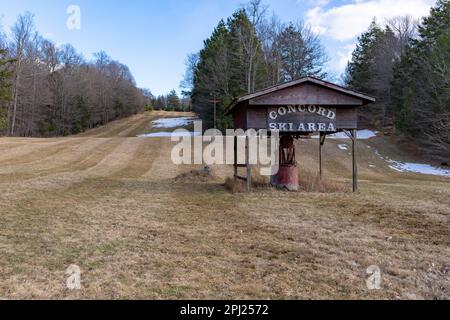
[[225, 77, 376, 115]]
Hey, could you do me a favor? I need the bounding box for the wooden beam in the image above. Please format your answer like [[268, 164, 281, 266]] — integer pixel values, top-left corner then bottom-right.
[[225, 76, 376, 115], [320, 133, 327, 146]]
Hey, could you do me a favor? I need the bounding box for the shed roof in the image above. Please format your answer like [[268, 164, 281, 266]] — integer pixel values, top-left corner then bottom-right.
[[225, 77, 376, 115]]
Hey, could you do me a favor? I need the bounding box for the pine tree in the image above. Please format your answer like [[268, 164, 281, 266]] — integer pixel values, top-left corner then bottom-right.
[[189, 3, 328, 131], [192, 20, 231, 129], [346, 20, 383, 94], [278, 23, 327, 81], [391, 0, 450, 159], [167, 90, 181, 111], [346, 18, 415, 129]]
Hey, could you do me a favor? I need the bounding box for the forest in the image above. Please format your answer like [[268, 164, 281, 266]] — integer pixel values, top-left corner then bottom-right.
[[346, 0, 450, 161], [184, 0, 449, 161], [0, 1, 449, 161], [182, 0, 327, 130], [0, 13, 148, 137], [151, 89, 191, 112]]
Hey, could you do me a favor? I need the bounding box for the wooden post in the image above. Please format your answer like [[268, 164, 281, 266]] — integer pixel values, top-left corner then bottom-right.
[[213, 98, 217, 130], [246, 135, 252, 192], [319, 132, 322, 178], [352, 129, 358, 192], [234, 135, 238, 179], [319, 133, 326, 178]]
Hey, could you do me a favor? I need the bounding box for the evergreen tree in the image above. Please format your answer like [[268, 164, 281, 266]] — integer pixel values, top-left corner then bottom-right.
[[391, 0, 450, 159], [167, 90, 181, 111], [346, 18, 415, 129], [192, 20, 232, 129], [346, 20, 383, 94], [154, 96, 165, 110], [189, 4, 328, 131], [278, 23, 327, 81], [191, 10, 266, 130]]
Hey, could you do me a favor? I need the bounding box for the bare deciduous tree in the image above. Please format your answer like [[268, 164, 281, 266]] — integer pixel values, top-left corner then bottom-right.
[[1, 13, 145, 137], [9, 12, 35, 135]]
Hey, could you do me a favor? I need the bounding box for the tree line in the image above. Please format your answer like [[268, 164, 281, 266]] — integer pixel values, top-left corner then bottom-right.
[[0, 12, 147, 137], [346, 0, 449, 161], [182, 0, 328, 130], [150, 90, 191, 112]]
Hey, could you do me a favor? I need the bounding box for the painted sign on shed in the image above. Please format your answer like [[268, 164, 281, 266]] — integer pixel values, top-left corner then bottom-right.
[[225, 76, 376, 193], [268, 105, 337, 132]]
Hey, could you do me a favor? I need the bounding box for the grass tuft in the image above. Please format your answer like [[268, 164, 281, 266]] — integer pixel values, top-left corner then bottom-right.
[[299, 170, 349, 193]]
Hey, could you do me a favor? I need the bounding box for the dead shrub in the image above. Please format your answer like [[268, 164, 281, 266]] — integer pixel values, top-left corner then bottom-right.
[[251, 171, 271, 189], [224, 177, 246, 194], [224, 171, 271, 194], [299, 170, 349, 193], [225, 169, 348, 194]]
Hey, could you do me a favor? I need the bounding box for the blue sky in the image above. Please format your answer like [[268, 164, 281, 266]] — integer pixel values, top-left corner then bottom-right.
[[0, 0, 435, 95]]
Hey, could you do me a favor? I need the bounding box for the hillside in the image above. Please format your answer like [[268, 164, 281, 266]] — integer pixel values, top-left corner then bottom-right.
[[0, 111, 448, 299]]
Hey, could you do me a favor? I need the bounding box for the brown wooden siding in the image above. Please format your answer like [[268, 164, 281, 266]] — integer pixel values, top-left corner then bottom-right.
[[232, 102, 247, 130], [240, 106, 358, 130], [247, 107, 267, 130], [249, 83, 363, 106], [336, 107, 358, 129]]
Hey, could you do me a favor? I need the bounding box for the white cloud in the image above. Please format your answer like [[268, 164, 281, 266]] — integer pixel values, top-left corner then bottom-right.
[[303, 0, 330, 6], [306, 0, 435, 41], [337, 44, 356, 71]]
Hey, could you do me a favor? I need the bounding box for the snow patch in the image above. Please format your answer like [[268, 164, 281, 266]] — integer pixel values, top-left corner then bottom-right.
[[338, 144, 349, 151], [388, 161, 450, 178], [312, 129, 378, 140], [151, 117, 197, 129], [375, 149, 450, 178], [138, 131, 200, 138], [138, 117, 200, 138]]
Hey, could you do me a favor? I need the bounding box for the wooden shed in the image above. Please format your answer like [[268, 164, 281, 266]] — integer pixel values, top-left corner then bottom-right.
[[225, 76, 376, 192]]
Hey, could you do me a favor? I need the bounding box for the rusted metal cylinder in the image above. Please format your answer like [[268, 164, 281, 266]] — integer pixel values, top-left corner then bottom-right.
[[274, 165, 299, 191], [272, 135, 299, 191]]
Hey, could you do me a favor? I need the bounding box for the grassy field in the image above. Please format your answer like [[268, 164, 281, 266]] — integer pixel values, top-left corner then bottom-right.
[[0, 111, 448, 300]]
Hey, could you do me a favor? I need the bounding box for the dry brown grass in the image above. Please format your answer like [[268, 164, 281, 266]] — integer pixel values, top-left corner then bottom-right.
[[299, 170, 349, 193], [224, 169, 271, 194], [252, 172, 271, 189], [175, 166, 215, 183], [225, 168, 347, 194], [224, 177, 245, 193], [0, 111, 449, 300]]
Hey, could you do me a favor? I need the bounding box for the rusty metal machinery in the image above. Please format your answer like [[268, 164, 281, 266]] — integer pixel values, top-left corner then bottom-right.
[[279, 135, 296, 166], [272, 135, 299, 191]]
